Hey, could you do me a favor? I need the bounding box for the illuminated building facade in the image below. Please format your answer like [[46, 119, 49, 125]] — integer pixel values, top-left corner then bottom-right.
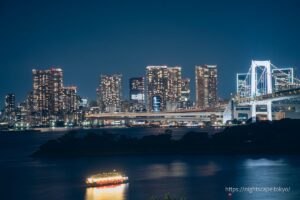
[[167, 66, 182, 103], [129, 77, 145, 103], [146, 66, 168, 112], [5, 93, 15, 115], [25, 91, 35, 126], [63, 86, 79, 124], [129, 77, 145, 112], [63, 86, 78, 113], [32, 68, 64, 125], [26, 92, 34, 113], [152, 96, 161, 112], [5, 93, 16, 124], [15, 102, 29, 128], [272, 68, 294, 91], [80, 98, 89, 108], [236, 73, 250, 98], [180, 78, 191, 109], [96, 87, 101, 107], [195, 65, 218, 109], [99, 74, 122, 113]]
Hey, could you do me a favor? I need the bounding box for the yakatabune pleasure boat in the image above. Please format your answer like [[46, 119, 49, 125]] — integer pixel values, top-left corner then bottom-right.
[[86, 171, 129, 187]]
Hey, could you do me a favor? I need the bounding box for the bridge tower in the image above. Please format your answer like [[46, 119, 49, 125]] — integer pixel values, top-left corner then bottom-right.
[[233, 60, 300, 123], [250, 60, 273, 121], [250, 60, 272, 97]]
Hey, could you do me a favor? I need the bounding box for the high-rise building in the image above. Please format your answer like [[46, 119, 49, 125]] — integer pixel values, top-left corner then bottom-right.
[[63, 86, 78, 113], [96, 88, 101, 107], [146, 66, 168, 112], [15, 102, 28, 126], [180, 78, 191, 109], [63, 86, 79, 124], [236, 73, 250, 98], [80, 98, 89, 108], [167, 67, 182, 102], [181, 78, 190, 101], [129, 77, 145, 103], [272, 68, 294, 91], [195, 65, 218, 109], [26, 92, 34, 113], [5, 93, 16, 124], [5, 93, 15, 115], [129, 77, 145, 112], [50, 68, 64, 114], [32, 68, 64, 124], [98, 74, 122, 113], [25, 91, 35, 126]]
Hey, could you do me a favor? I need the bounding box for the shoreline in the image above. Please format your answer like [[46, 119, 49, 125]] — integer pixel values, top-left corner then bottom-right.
[[31, 119, 300, 158]]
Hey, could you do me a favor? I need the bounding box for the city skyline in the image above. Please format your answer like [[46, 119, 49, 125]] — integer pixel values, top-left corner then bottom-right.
[[1, 62, 299, 105], [1, 0, 300, 103], [1, 62, 298, 107], [1, 63, 223, 104], [1, 64, 223, 127], [1, 59, 299, 128], [1, 1, 300, 200]]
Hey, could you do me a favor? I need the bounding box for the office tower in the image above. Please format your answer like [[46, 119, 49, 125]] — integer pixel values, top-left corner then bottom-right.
[[272, 68, 294, 91], [236, 73, 250, 98], [181, 78, 190, 101], [165, 66, 182, 111], [167, 66, 182, 102], [32, 68, 64, 124], [129, 77, 145, 103], [96, 87, 101, 107], [15, 102, 28, 125], [50, 68, 64, 114], [80, 98, 89, 108], [98, 74, 122, 113], [129, 77, 145, 112], [195, 65, 218, 109], [5, 93, 16, 124], [146, 66, 168, 112], [180, 78, 191, 109], [63, 86, 78, 113], [26, 92, 34, 113], [25, 91, 35, 125], [63, 86, 79, 124], [5, 93, 15, 115]]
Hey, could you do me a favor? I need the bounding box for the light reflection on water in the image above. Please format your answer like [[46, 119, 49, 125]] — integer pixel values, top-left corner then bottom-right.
[[138, 162, 188, 180], [195, 162, 221, 177], [244, 158, 286, 168], [169, 162, 188, 177], [139, 161, 221, 179], [1, 131, 300, 200], [233, 158, 292, 200], [85, 183, 129, 200]]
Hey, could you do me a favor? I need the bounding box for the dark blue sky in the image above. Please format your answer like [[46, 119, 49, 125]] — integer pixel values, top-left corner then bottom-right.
[[1, 0, 300, 104]]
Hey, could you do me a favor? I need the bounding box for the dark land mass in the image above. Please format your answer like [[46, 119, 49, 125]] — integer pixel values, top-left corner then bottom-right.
[[32, 119, 300, 157]]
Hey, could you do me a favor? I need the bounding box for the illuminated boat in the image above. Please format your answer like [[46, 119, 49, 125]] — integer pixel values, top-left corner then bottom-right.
[[86, 171, 129, 187]]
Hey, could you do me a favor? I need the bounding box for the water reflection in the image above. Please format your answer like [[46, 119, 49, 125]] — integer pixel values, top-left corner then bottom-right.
[[140, 162, 188, 180], [85, 183, 129, 200], [195, 162, 220, 177], [236, 158, 290, 200], [244, 158, 286, 168], [169, 162, 188, 177]]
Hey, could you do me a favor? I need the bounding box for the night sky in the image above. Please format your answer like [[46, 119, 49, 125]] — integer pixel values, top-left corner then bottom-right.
[[1, 0, 300, 105]]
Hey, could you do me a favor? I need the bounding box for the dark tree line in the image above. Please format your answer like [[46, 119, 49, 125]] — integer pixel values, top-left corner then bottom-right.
[[32, 118, 300, 157]]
